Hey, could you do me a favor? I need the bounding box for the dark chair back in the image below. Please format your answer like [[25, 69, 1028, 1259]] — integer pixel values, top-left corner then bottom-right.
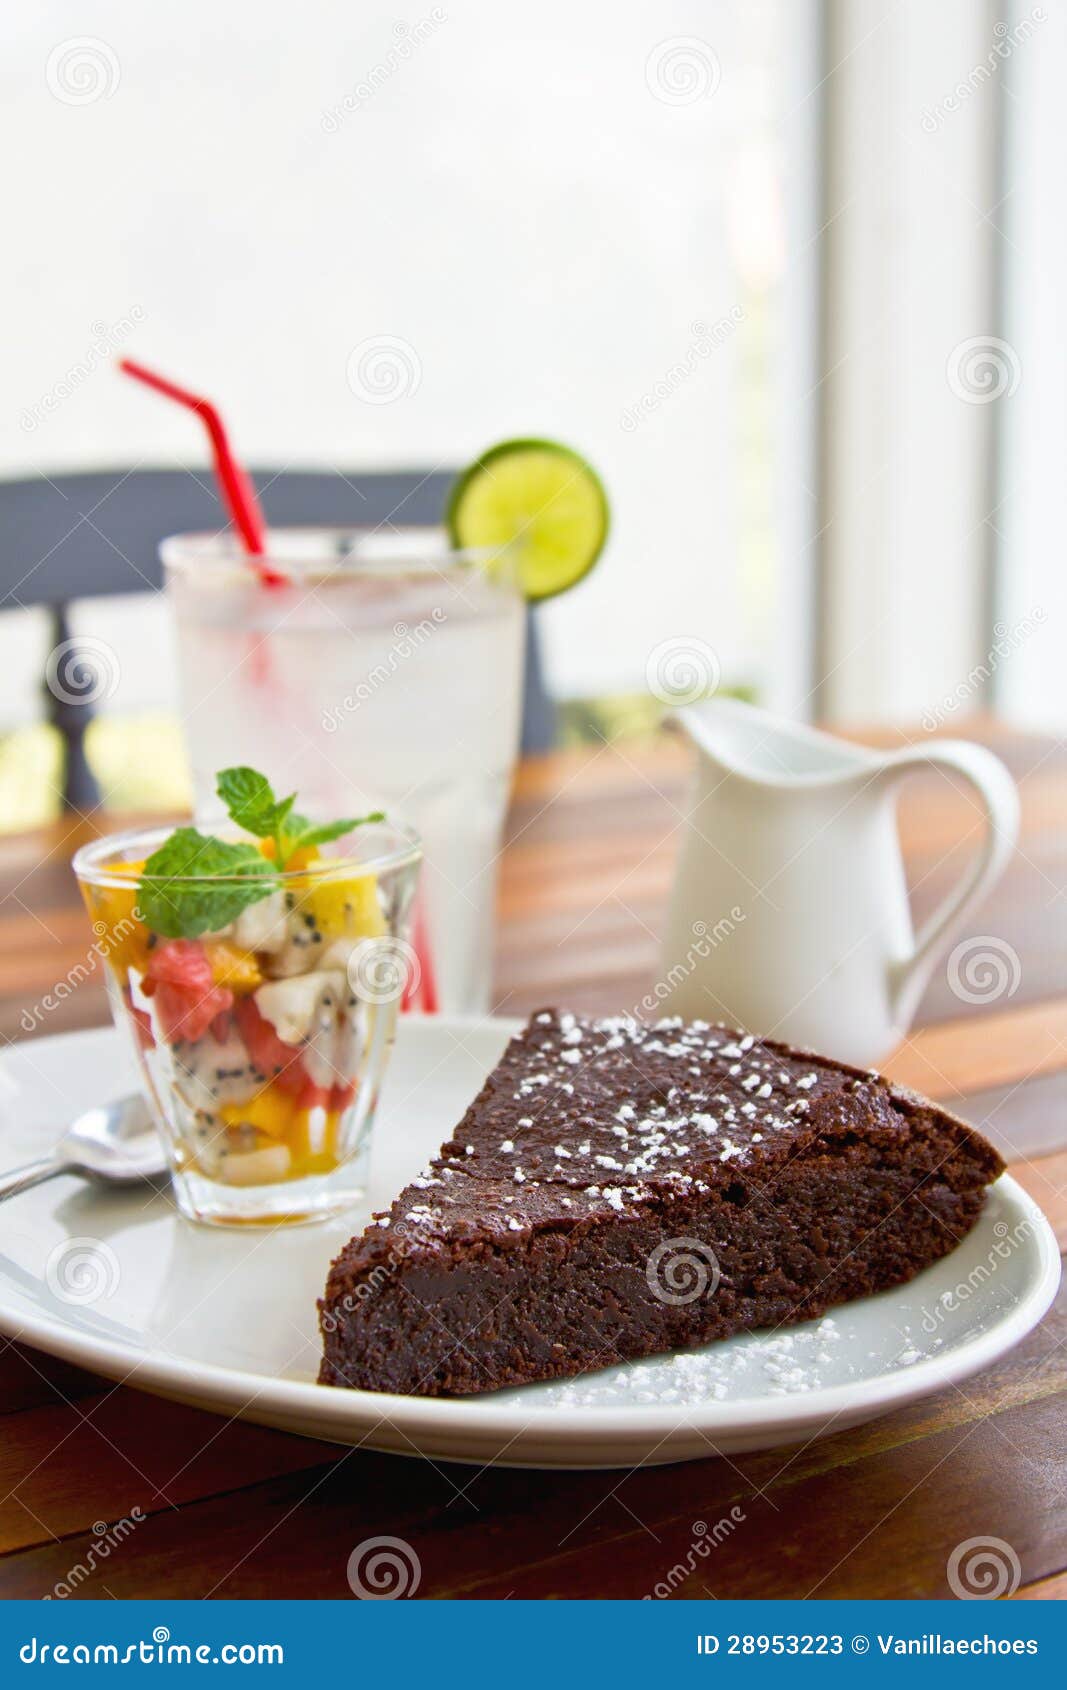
[[0, 469, 554, 807]]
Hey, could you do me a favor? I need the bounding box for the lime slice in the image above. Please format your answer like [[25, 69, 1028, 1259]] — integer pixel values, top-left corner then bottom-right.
[[446, 438, 609, 602]]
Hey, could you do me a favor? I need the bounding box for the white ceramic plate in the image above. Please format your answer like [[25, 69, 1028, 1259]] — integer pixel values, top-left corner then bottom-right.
[[0, 1017, 1059, 1469]]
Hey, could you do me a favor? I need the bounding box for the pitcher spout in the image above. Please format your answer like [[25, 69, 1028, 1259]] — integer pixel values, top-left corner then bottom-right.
[[673, 698, 879, 789]]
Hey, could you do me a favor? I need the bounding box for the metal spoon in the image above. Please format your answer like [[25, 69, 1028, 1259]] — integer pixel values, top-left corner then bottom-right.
[[0, 1095, 167, 1203]]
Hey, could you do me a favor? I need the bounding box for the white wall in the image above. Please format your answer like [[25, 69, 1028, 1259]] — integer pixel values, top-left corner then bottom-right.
[[817, 0, 1003, 726], [997, 2, 1067, 731], [2, 1, 818, 717]]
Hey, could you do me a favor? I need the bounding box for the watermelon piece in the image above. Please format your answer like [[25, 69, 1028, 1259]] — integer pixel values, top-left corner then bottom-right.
[[234, 995, 309, 1095], [142, 939, 234, 1044]]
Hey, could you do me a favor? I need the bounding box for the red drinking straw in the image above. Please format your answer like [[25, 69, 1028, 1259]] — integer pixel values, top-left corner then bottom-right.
[[119, 356, 439, 1010], [118, 357, 285, 585], [404, 898, 440, 1014]]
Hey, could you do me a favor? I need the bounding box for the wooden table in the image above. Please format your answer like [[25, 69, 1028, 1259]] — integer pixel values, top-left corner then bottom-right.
[[1, 720, 1065, 1599]]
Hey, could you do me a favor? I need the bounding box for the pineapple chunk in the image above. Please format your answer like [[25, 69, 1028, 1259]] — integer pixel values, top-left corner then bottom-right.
[[301, 871, 384, 941]]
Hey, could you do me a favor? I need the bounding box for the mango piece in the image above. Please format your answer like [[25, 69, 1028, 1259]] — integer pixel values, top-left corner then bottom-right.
[[259, 839, 320, 871], [220, 1085, 296, 1140], [82, 858, 151, 984], [204, 938, 262, 995]]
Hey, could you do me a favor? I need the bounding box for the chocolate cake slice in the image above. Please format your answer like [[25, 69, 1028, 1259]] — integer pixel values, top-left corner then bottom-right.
[[319, 1011, 1002, 1397]]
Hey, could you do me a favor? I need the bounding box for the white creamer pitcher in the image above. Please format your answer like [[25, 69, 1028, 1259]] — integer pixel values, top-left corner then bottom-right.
[[661, 699, 1019, 1066]]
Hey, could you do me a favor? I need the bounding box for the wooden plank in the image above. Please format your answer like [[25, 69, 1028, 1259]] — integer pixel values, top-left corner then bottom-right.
[[3, 1266, 1065, 1599], [908, 846, 1067, 1025], [952, 1070, 1067, 1165], [0, 989, 108, 1044], [0, 1340, 103, 1418], [1012, 1568, 1067, 1600], [885, 999, 1067, 1101], [1009, 1150, 1067, 1250], [0, 1387, 338, 1554]]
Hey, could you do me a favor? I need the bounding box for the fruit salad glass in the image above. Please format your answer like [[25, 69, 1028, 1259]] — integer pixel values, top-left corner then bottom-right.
[[74, 820, 421, 1226]]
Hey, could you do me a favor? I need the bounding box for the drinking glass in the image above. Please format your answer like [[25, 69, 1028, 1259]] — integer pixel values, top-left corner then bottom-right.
[[74, 819, 421, 1226], [163, 529, 525, 1014]]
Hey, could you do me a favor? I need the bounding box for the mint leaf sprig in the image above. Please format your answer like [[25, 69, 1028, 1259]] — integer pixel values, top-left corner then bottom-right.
[[138, 767, 386, 939], [215, 767, 383, 870], [138, 828, 275, 939]]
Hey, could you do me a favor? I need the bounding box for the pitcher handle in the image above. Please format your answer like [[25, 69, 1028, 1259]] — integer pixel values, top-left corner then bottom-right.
[[884, 739, 1020, 1024]]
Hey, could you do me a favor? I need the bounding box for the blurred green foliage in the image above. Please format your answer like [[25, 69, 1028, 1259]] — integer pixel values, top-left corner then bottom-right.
[[0, 687, 757, 832]]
